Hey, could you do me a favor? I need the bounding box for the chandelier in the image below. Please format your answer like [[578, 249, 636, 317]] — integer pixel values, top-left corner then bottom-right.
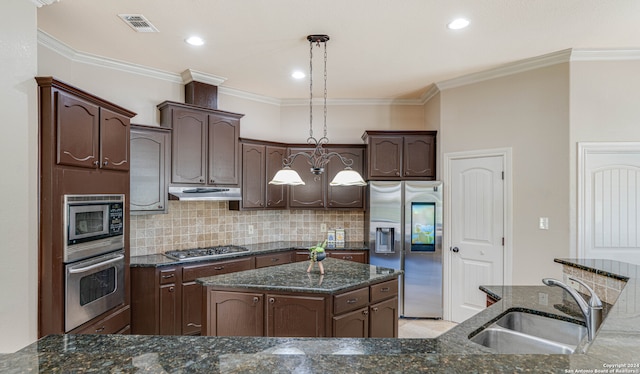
[[269, 35, 367, 187]]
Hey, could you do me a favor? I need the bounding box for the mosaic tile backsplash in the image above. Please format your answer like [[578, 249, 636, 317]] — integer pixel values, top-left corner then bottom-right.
[[562, 265, 626, 304], [130, 201, 365, 256]]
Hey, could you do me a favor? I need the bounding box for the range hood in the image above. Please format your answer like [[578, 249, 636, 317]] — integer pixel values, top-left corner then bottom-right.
[[168, 186, 242, 201]]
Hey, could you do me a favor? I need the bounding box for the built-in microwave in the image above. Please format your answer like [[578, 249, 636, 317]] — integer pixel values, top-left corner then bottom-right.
[[63, 194, 125, 263]]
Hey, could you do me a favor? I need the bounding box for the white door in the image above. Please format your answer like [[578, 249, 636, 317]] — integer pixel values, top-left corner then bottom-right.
[[450, 155, 505, 322], [579, 143, 640, 265]]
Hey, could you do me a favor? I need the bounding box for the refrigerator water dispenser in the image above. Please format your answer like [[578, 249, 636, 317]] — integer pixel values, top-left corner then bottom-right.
[[375, 227, 395, 253]]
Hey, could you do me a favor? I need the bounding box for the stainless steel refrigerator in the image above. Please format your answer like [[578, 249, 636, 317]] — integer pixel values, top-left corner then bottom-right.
[[367, 181, 443, 318]]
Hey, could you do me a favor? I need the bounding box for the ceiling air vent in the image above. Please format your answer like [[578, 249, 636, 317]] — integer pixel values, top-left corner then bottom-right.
[[118, 14, 159, 33]]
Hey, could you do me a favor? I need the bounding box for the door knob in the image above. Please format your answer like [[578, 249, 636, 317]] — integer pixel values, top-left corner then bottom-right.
[[451, 247, 460, 253]]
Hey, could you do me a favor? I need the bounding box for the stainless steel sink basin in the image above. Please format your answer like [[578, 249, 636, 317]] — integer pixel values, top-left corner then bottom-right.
[[469, 310, 587, 354]]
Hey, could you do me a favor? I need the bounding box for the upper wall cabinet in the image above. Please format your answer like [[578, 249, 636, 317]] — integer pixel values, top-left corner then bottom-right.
[[130, 125, 171, 215], [362, 131, 437, 180], [230, 140, 288, 210], [158, 101, 243, 186], [49, 82, 134, 172]]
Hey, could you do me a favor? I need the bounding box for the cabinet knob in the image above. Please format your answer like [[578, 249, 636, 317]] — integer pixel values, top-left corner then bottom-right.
[[210, 179, 215, 183], [103, 160, 109, 166], [199, 179, 205, 183], [158, 205, 163, 209], [395, 172, 400, 176], [405, 171, 409, 175], [253, 297, 259, 303], [362, 310, 369, 316], [269, 297, 275, 304], [372, 307, 379, 313], [93, 161, 100, 166], [169, 286, 175, 292]]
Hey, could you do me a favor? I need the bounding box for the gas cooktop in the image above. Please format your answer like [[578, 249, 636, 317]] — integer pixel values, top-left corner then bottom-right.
[[164, 245, 250, 261]]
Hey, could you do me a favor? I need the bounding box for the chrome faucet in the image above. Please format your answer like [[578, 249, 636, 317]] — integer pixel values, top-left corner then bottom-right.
[[542, 277, 603, 341]]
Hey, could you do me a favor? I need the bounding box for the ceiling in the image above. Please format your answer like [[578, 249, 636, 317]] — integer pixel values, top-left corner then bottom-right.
[[37, 0, 640, 101]]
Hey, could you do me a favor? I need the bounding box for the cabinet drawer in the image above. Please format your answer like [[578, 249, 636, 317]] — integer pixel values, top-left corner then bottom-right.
[[334, 287, 369, 315], [159, 268, 177, 284], [72, 305, 130, 335], [182, 257, 253, 282], [255, 252, 293, 268], [328, 251, 367, 263], [370, 279, 398, 303]]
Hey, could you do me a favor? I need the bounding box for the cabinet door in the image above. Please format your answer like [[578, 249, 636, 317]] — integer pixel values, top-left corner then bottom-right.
[[182, 282, 203, 335], [207, 291, 263, 336], [332, 307, 368, 338], [403, 135, 436, 179], [368, 136, 402, 179], [326, 147, 365, 209], [159, 284, 179, 335], [100, 108, 130, 171], [369, 296, 398, 338], [266, 294, 325, 337], [208, 114, 239, 185], [130, 127, 169, 213], [288, 147, 325, 209], [56, 91, 100, 168], [241, 144, 266, 208], [265, 146, 288, 208], [172, 108, 207, 184]]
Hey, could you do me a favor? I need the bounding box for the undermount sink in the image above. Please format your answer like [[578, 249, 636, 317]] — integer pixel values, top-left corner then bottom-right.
[[469, 310, 588, 354]]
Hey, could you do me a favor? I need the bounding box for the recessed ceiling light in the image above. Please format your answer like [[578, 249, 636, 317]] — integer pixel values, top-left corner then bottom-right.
[[185, 36, 205, 46], [291, 71, 306, 79], [447, 18, 470, 30]]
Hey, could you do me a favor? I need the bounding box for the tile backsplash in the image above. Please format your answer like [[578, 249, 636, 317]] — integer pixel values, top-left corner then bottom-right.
[[130, 201, 365, 256]]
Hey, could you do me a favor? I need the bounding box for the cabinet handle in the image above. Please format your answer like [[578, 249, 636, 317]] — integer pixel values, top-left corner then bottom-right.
[[162, 274, 175, 279], [362, 310, 369, 316], [344, 256, 353, 260], [372, 307, 379, 313], [269, 297, 275, 304], [187, 323, 202, 328], [95, 326, 106, 333], [214, 266, 225, 271], [380, 287, 390, 292], [253, 297, 259, 303], [347, 298, 358, 304], [271, 258, 279, 262], [169, 286, 175, 292]]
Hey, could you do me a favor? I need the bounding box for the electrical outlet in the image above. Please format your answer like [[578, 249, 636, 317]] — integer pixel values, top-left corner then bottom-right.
[[320, 223, 327, 232], [538, 292, 548, 306], [248, 225, 254, 235]]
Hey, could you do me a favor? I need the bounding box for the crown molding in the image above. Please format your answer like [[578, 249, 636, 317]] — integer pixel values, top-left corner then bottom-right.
[[180, 69, 226, 86], [437, 49, 573, 90], [30, 0, 59, 7], [419, 84, 440, 105], [570, 48, 640, 62], [280, 97, 424, 107], [38, 29, 183, 83], [218, 86, 282, 106]]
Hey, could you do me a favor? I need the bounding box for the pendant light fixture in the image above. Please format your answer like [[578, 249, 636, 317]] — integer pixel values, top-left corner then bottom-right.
[[269, 35, 367, 187]]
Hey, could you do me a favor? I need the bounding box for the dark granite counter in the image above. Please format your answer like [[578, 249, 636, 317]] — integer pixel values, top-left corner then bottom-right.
[[130, 241, 368, 268], [196, 257, 400, 294], [4, 258, 640, 373]]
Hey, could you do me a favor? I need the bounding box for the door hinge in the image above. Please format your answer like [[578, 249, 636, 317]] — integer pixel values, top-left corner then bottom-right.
[[502, 237, 505, 246], [501, 171, 504, 180]]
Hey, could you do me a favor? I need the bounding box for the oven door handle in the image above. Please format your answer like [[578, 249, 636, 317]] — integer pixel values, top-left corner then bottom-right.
[[68, 254, 125, 274]]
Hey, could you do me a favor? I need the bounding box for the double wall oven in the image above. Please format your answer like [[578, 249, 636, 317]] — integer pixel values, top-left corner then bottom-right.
[[63, 194, 126, 332]]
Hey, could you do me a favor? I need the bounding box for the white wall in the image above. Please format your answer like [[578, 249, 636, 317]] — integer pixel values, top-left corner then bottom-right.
[[438, 63, 571, 284], [569, 59, 640, 257], [0, 0, 38, 353]]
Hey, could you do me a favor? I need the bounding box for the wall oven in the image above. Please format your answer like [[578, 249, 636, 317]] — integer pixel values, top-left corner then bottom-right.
[[63, 194, 126, 332]]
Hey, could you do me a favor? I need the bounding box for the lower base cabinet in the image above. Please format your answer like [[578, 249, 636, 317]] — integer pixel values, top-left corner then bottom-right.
[[203, 277, 398, 338], [70, 305, 131, 335]]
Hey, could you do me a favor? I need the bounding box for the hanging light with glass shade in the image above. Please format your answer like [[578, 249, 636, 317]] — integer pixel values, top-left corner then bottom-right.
[[269, 35, 367, 187]]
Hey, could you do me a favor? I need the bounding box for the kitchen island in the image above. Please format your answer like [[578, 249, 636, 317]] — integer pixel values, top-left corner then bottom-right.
[[3, 257, 640, 373], [197, 257, 401, 338]]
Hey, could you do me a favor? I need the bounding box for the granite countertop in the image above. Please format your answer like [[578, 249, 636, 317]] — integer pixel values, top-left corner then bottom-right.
[[4, 258, 640, 373], [197, 257, 400, 294], [130, 241, 369, 268]]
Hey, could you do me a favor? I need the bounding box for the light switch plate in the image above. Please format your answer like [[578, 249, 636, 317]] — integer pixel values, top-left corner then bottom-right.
[[539, 217, 549, 230], [320, 223, 327, 232], [248, 225, 254, 235]]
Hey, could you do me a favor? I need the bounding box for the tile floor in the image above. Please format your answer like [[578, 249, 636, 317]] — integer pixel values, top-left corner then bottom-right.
[[398, 318, 458, 338]]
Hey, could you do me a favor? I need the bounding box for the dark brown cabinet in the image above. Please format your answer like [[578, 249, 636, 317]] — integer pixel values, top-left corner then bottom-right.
[[131, 257, 254, 336], [255, 251, 293, 268], [158, 101, 243, 186], [266, 294, 326, 337], [369, 296, 398, 338], [130, 125, 171, 214], [56, 89, 131, 171], [327, 250, 368, 263], [362, 131, 436, 180], [231, 141, 287, 210], [70, 305, 131, 335], [288, 145, 365, 209], [206, 291, 264, 336], [333, 307, 369, 338]]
